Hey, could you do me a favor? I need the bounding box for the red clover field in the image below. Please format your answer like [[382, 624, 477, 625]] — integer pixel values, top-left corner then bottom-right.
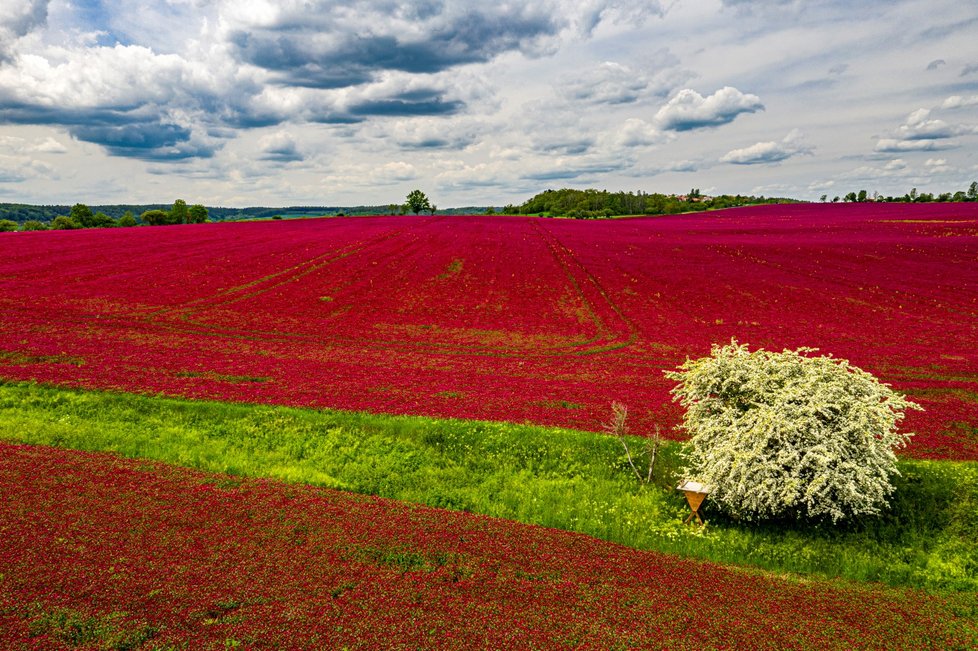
[[2, 203, 977, 649], [1, 203, 975, 458], [2, 441, 974, 650]]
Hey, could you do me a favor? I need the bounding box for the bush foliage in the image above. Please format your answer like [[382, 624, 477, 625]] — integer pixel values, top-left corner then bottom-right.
[[665, 340, 922, 523]]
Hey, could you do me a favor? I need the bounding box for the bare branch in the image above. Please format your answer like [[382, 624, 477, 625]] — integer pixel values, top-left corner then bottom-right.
[[606, 402, 650, 484]]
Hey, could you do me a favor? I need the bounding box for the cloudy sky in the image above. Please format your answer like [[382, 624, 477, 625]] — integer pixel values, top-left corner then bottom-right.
[[1, 0, 977, 207]]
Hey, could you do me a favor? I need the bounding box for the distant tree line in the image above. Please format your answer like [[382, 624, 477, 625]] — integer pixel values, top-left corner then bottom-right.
[[495, 188, 796, 219], [0, 199, 208, 232], [0, 202, 460, 225], [821, 181, 978, 204], [138, 200, 208, 226]]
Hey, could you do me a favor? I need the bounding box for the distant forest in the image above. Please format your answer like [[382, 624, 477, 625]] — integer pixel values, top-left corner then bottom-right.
[[0, 203, 388, 224], [0, 193, 793, 225], [3, 180, 976, 227], [498, 188, 795, 218]]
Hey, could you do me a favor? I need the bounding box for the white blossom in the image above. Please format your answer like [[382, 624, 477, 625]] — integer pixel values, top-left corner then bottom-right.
[[665, 340, 922, 523]]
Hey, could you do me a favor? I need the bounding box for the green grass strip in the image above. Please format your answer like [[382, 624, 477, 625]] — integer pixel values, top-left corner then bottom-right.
[[1, 380, 976, 593]]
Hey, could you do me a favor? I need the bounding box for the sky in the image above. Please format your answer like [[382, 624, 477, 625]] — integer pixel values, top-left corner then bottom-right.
[[0, 0, 977, 208]]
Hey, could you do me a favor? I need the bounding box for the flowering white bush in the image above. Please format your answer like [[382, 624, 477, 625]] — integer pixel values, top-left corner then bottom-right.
[[665, 340, 922, 523]]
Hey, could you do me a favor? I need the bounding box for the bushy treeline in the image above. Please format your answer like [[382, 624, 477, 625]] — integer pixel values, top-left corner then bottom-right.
[[0, 203, 477, 227], [0, 202, 167, 223], [824, 181, 978, 204], [0, 200, 208, 232], [497, 188, 795, 218]]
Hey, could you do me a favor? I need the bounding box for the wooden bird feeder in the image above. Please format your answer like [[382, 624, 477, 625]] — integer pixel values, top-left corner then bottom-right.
[[677, 480, 711, 525]]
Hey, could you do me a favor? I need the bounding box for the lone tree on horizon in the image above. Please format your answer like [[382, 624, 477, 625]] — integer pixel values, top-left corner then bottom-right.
[[405, 189, 432, 215]]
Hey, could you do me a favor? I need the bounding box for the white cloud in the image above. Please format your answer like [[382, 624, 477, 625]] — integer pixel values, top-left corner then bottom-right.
[[0, 134, 67, 154], [559, 61, 653, 104], [0, 154, 57, 183], [942, 95, 978, 110], [323, 161, 419, 190], [842, 159, 915, 181], [557, 52, 691, 105], [615, 118, 664, 147], [874, 138, 956, 153], [653, 86, 763, 131], [435, 161, 519, 193], [0, 0, 49, 59], [374, 161, 418, 182], [720, 129, 812, 165], [0, 44, 195, 108], [0, 2, 667, 163], [379, 117, 486, 151], [872, 107, 978, 153], [31, 136, 66, 153], [924, 157, 951, 173], [0, 136, 68, 158], [1, 0, 978, 204], [518, 103, 597, 155], [896, 108, 962, 140]]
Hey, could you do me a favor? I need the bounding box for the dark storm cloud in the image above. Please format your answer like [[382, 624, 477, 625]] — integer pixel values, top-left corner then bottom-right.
[[0, 103, 140, 127], [258, 132, 304, 163], [396, 134, 474, 150], [227, 31, 376, 89], [0, 101, 216, 160], [348, 90, 464, 117], [103, 141, 217, 161], [74, 123, 217, 161], [307, 112, 364, 125], [399, 137, 452, 149], [229, 4, 561, 89], [70, 122, 190, 150], [533, 138, 594, 155], [260, 150, 302, 163]]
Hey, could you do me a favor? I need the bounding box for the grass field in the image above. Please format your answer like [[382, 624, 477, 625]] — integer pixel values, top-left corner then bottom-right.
[[3, 381, 975, 593]]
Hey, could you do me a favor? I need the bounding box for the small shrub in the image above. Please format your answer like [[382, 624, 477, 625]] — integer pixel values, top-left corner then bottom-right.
[[21, 220, 48, 231], [51, 215, 80, 230], [665, 340, 922, 523], [0, 219, 18, 232], [140, 209, 172, 226]]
